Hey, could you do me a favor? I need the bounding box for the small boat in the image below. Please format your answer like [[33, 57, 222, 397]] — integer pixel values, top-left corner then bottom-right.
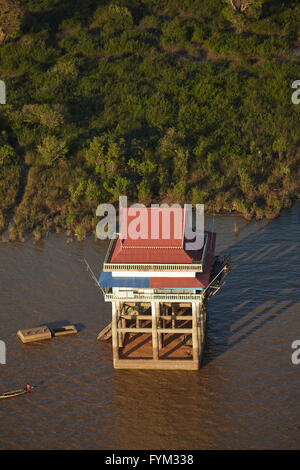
[[0, 384, 34, 400]]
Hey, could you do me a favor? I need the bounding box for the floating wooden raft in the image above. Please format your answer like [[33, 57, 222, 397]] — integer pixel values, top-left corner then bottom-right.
[[17, 326, 52, 344], [97, 322, 112, 342], [17, 325, 77, 343], [51, 325, 77, 337]]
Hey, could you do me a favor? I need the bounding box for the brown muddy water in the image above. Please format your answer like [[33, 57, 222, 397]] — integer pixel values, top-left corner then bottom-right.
[[0, 205, 300, 450]]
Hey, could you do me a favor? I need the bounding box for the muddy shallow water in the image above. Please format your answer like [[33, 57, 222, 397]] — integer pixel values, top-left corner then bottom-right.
[[0, 205, 299, 449]]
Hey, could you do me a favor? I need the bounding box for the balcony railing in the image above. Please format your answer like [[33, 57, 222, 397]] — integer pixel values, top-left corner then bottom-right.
[[104, 292, 203, 302]]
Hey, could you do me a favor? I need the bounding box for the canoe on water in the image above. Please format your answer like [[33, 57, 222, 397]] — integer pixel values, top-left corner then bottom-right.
[[0, 385, 34, 400]]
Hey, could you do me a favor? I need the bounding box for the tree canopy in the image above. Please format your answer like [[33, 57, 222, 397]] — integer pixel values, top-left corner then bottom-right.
[[0, 0, 299, 239], [0, 0, 25, 43]]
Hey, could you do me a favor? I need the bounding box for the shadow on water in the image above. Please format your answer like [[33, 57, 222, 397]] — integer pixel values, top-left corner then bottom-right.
[[37, 320, 86, 333], [203, 206, 300, 366]]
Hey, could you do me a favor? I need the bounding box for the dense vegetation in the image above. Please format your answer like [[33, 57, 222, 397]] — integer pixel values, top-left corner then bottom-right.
[[0, 0, 300, 240]]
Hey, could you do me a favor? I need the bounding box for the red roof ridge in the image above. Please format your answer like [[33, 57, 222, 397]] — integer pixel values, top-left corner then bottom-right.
[[121, 245, 183, 249]]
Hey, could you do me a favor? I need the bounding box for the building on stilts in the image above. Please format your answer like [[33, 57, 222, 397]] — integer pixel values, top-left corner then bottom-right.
[[98, 207, 230, 370]]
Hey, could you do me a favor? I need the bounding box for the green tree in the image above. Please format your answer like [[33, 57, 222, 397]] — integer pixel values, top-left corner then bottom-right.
[[0, 0, 25, 43], [37, 136, 68, 166], [0, 144, 16, 165], [226, 0, 263, 19], [84, 135, 125, 176]]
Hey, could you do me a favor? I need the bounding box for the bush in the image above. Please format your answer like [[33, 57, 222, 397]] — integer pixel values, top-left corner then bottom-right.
[[161, 18, 190, 46], [94, 4, 134, 34], [0, 0, 25, 43], [58, 30, 98, 56], [0, 144, 16, 165], [37, 136, 68, 166]]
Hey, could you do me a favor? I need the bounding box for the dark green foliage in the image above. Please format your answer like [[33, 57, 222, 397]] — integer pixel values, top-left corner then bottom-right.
[[0, 0, 300, 237], [0, 0, 26, 43], [0, 134, 21, 231]]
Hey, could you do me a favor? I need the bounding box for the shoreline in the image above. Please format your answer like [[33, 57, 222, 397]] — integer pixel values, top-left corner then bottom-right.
[[1, 199, 299, 244]]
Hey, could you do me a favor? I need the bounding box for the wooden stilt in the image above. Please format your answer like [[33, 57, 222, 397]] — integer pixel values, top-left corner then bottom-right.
[[108, 298, 207, 370], [112, 301, 119, 365], [120, 315, 126, 347], [161, 317, 166, 348], [198, 300, 206, 366], [171, 304, 176, 329], [118, 314, 123, 347], [158, 317, 162, 350], [151, 301, 159, 360], [192, 302, 199, 367], [195, 302, 201, 350]]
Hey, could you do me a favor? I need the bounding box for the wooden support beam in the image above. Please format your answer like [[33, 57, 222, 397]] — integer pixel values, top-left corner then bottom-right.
[[118, 317, 122, 347], [192, 302, 199, 367], [159, 328, 192, 334], [158, 317, 162, 350], [171, 304, 176, 329], [120, 314, 193, 321], [117, 302, 124, 347], [111, 301, 119, 364], [151, 301, 159, 360], [121, 314, 126, 347], [117, 327, 193, 334], [194, 301, 200, 349], [136, 305, 140, 328], [114, 359, 198, 370], [198, 300, 206, 367], [199, 304, 203, 365], [162, 317, 166, 348], [118, 327, 153, 334]]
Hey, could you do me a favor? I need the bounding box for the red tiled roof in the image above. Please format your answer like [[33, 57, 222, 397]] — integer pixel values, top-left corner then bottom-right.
[[149, 274, 209, 289], [109, 207, 213, 265], [149, 244, 215, 288]]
